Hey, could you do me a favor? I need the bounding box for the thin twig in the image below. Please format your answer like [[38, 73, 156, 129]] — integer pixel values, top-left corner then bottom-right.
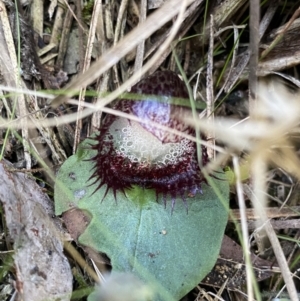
[[269, 230, 300, 301], [74, 0, 102, 153], [248, 0, 260, 114], [64, 242, 100, 283], [264, 221, 299, 301], [112, 0, 129, 87], [133, 0, 147, 75], [230, 206, 300, 221], [206, 15, 215, 160], [233, 156, 255, 301]]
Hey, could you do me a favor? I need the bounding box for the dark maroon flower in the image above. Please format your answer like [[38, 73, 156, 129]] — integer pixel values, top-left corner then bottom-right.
[[89, 70, 208, 209]]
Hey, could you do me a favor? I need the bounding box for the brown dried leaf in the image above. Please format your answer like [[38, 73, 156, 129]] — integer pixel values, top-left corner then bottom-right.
[[0, 159, 72, 301]]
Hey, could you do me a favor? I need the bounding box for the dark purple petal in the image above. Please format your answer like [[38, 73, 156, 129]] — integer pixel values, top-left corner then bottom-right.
[[89, 70, 208, 209]]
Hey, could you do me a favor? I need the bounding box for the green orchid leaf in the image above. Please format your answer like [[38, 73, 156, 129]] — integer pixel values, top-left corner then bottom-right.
[[54, 137, 229, 301]]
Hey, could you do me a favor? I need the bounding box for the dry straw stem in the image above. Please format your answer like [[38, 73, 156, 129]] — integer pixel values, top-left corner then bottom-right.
[[50, 0, 197, 108], [1, 93, 224, 156], [133, 0, 147, 75], [0, 1, 31, 168], [146, 0, 203, 75], [248, 0, 259, 116], [215, 24, 245, 100], [1, 0, 194, 135], [187, 79, 300, 159], [270, 230, 300, 297], [0, 0, 194, 134], [206, 15, 215, 160], [64, 242, 100, 283], [233, 156, 256, 301], [231, 206, 300, 222], [112, 0, 129, 88], [55, 4, 75, 70], [251, 147, 298, 301], [248, 0, 260, 296], [223, 1, 278, 93], [49, 4, 65, 59], [265, 220, 298, 301], [188, 78, 300, 301], [74, 0, 103, 153], [30, 0, 43, 36], [90, 2, 108, 131]]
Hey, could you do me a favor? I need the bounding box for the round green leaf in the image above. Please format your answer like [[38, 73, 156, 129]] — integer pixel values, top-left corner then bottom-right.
[[54, 138, 229, 301]]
